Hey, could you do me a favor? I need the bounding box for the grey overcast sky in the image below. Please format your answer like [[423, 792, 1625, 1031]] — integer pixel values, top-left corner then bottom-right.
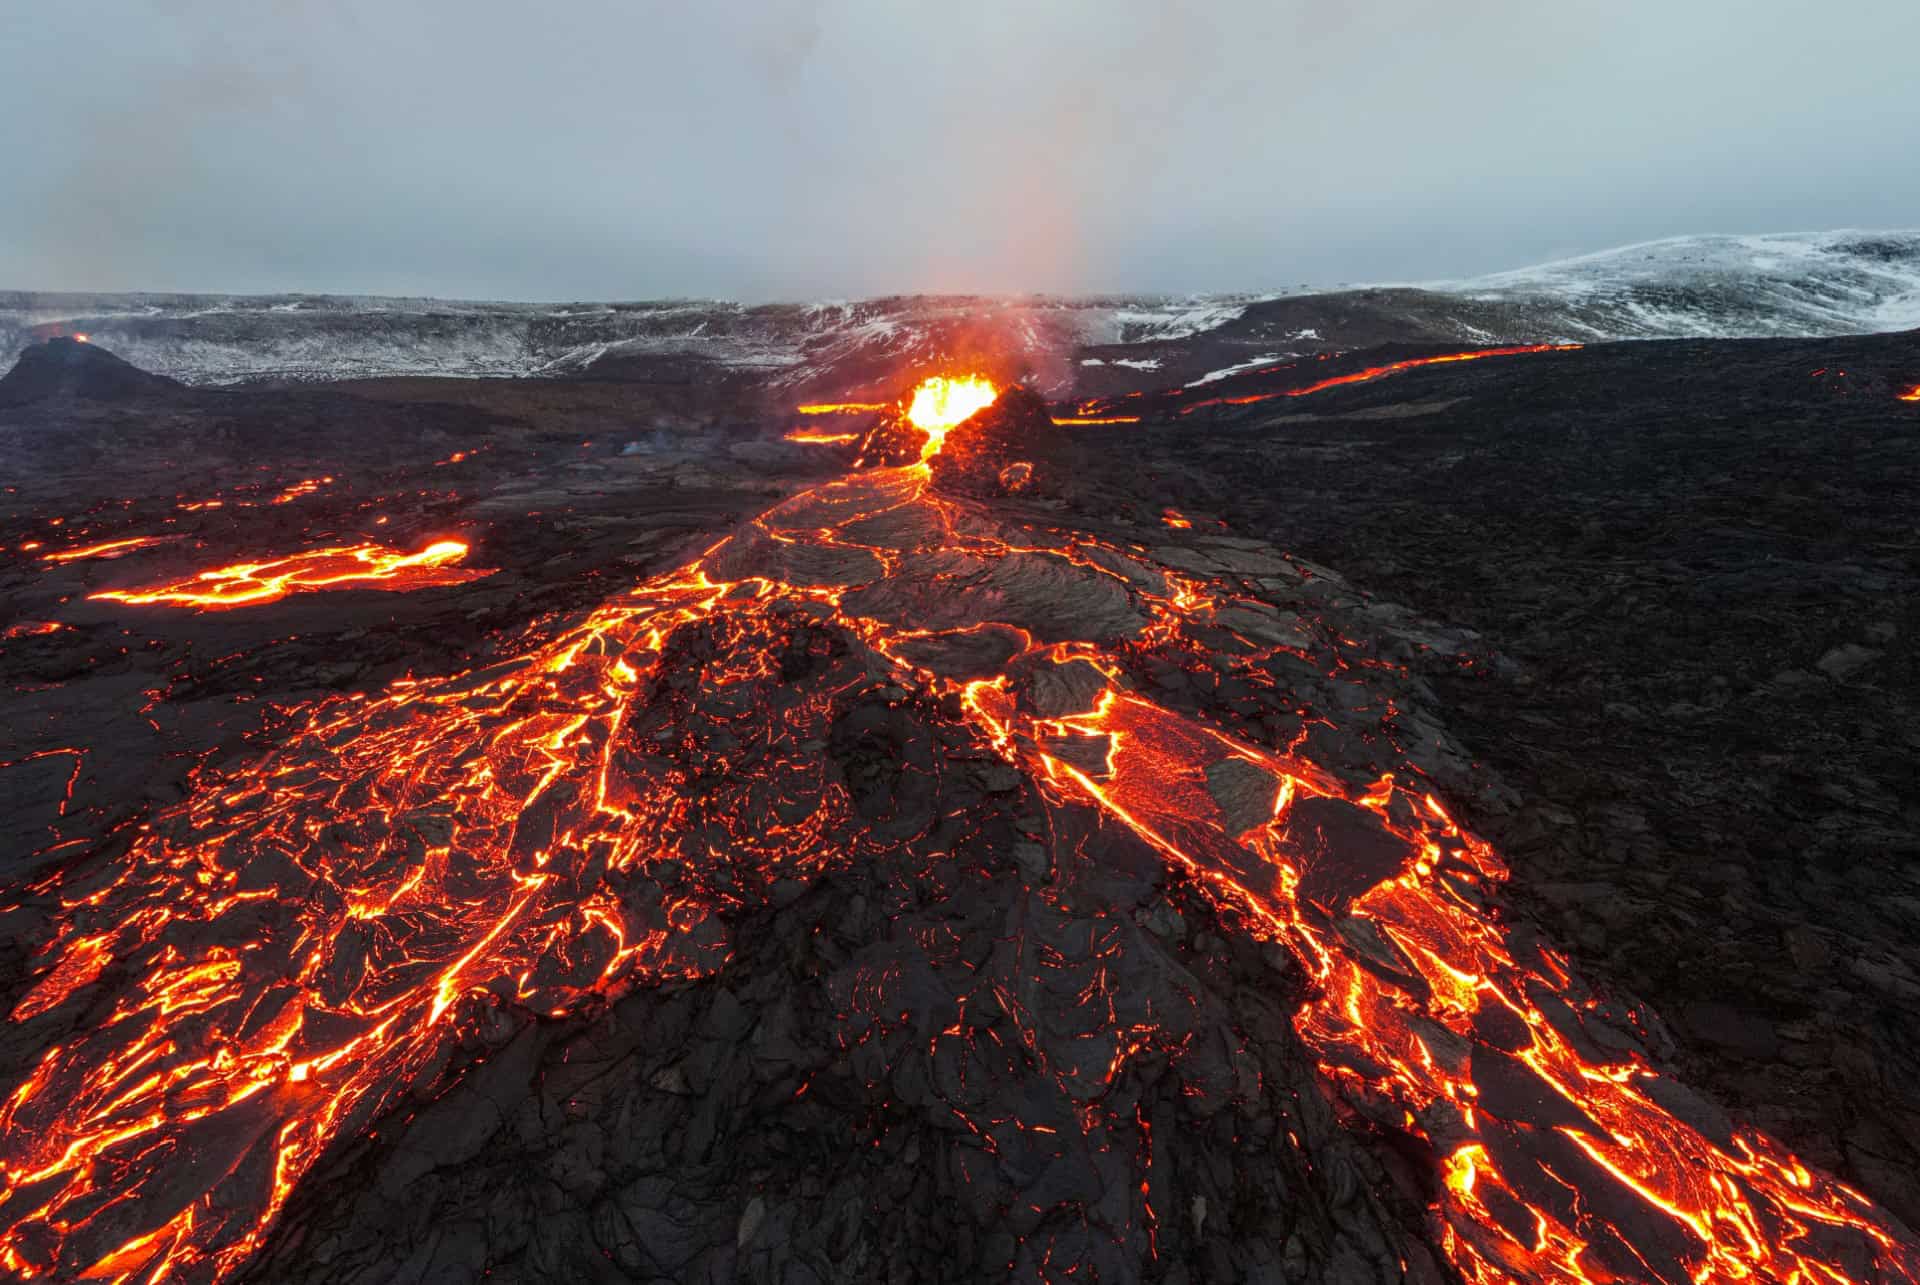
[[2, 1, 1916, 301]]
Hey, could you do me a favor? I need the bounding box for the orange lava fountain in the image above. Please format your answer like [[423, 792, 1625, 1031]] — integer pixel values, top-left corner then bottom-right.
[[87, 540, 492, 609], [904, 374, 998, 461], [2, 371, 1915, 1283]]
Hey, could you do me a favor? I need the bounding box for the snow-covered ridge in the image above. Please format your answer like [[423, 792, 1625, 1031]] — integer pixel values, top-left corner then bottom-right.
[[1435, 229, 1920, 339], [3, 230, 1914, 388]]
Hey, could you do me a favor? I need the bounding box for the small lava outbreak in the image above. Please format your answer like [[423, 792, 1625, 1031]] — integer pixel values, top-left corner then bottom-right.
[[40, 536, 181, 564], [85, 539, 491, 609], [2, 373, 1915, 1284]]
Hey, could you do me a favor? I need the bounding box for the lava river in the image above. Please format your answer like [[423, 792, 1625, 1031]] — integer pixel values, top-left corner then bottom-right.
[[2, 380, 1916, 1283]]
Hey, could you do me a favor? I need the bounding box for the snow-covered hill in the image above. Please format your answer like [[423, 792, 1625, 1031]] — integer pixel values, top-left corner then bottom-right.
[[3, 230, 1913, 392], [1439, 230, 1920, 339]]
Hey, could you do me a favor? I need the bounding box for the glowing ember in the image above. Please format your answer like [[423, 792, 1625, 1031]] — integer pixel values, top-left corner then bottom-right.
[[904, 374, 998, 461], [796, 400, 888, 415], [269, 477, 334, 505], [2, 388, 1914, 1283], [1, 620, 69, 640], [88, 539, 491, 609], [40, 535, 179, 564], [1181, 344, 1582, 415], [784, 428, 860, 444]]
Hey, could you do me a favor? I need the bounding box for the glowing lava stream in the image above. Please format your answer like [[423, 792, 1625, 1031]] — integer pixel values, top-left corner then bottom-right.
[[1899, 384, 1920, 402], [87, 540, 492, 609], [1, 375, 1915, 1283], [1177, 344, 1583, 415], [796, 400, 888, 415], [40, 536, 182, 564]]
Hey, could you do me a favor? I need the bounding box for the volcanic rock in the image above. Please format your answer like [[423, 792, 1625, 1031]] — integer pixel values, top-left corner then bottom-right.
[[928, 384, 1056, 495], [0, 337, 182, 405]]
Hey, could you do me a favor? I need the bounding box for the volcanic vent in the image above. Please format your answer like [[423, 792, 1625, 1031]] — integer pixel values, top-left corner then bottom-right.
[[1, 373, 1917, 1284]]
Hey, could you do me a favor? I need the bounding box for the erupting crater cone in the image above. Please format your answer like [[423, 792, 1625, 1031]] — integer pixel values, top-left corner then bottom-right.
[[904, 374, 999, 461]]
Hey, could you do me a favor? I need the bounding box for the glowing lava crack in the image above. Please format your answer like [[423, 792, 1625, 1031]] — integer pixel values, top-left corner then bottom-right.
[[1, 375, 1915, 1283]]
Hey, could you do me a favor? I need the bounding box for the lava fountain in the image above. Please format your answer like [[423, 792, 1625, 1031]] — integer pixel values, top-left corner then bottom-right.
[[904, 374, 998, 461]]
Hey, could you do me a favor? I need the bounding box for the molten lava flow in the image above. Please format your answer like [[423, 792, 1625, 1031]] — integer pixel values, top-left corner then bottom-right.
[[1900, 383, 1920, 402], [87, 539, 491, 609], [1050, 415, 1141, 426], [1180, 344, 1582, 415], [1, 621, 69, 640], [784, 428, 860, 445], [904, 374, 998, 461], [796, 401, 888, 415], [268, 477, 333, 505], [40, 536, 179, 564], [3, 381, 1916, 1283]]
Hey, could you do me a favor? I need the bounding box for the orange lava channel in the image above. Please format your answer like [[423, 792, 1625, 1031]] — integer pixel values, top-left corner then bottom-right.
[[88, 539, 492, 609], [1050, 415, 1142, 426], [1181, 344, 1582, 414], [1899, 384, 1920, 402], [40, 536, 179, 564], [784, 428, 860, 445], [796, 400, 888, 415]]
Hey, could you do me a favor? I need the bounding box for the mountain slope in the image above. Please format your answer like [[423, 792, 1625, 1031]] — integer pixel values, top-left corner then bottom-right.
[[2, 230, 1914, 391]]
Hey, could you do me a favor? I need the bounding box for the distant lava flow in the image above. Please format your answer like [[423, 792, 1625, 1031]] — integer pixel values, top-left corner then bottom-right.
[[1899, 383, 1920, 402], [784, 428, 860, 445], [1174, 344, 1582, 416], [795, 400, 888, 415], [3, 374, 1916, 1283], [39, 536, 181, 564], [267, 477, 333, 505], [87, 539, 490, 609]]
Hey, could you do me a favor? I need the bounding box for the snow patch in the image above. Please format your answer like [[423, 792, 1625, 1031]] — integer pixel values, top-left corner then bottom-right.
[[1186, 354, 1282, 387]]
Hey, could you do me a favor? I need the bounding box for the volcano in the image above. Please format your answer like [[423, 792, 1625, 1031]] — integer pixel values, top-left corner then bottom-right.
[[2, 334, 1919, 1284], [0, 336, 182, 406]]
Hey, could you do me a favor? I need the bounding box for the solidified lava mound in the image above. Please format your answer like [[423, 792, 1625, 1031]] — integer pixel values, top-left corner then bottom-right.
[[0, 337, 182, 406]]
